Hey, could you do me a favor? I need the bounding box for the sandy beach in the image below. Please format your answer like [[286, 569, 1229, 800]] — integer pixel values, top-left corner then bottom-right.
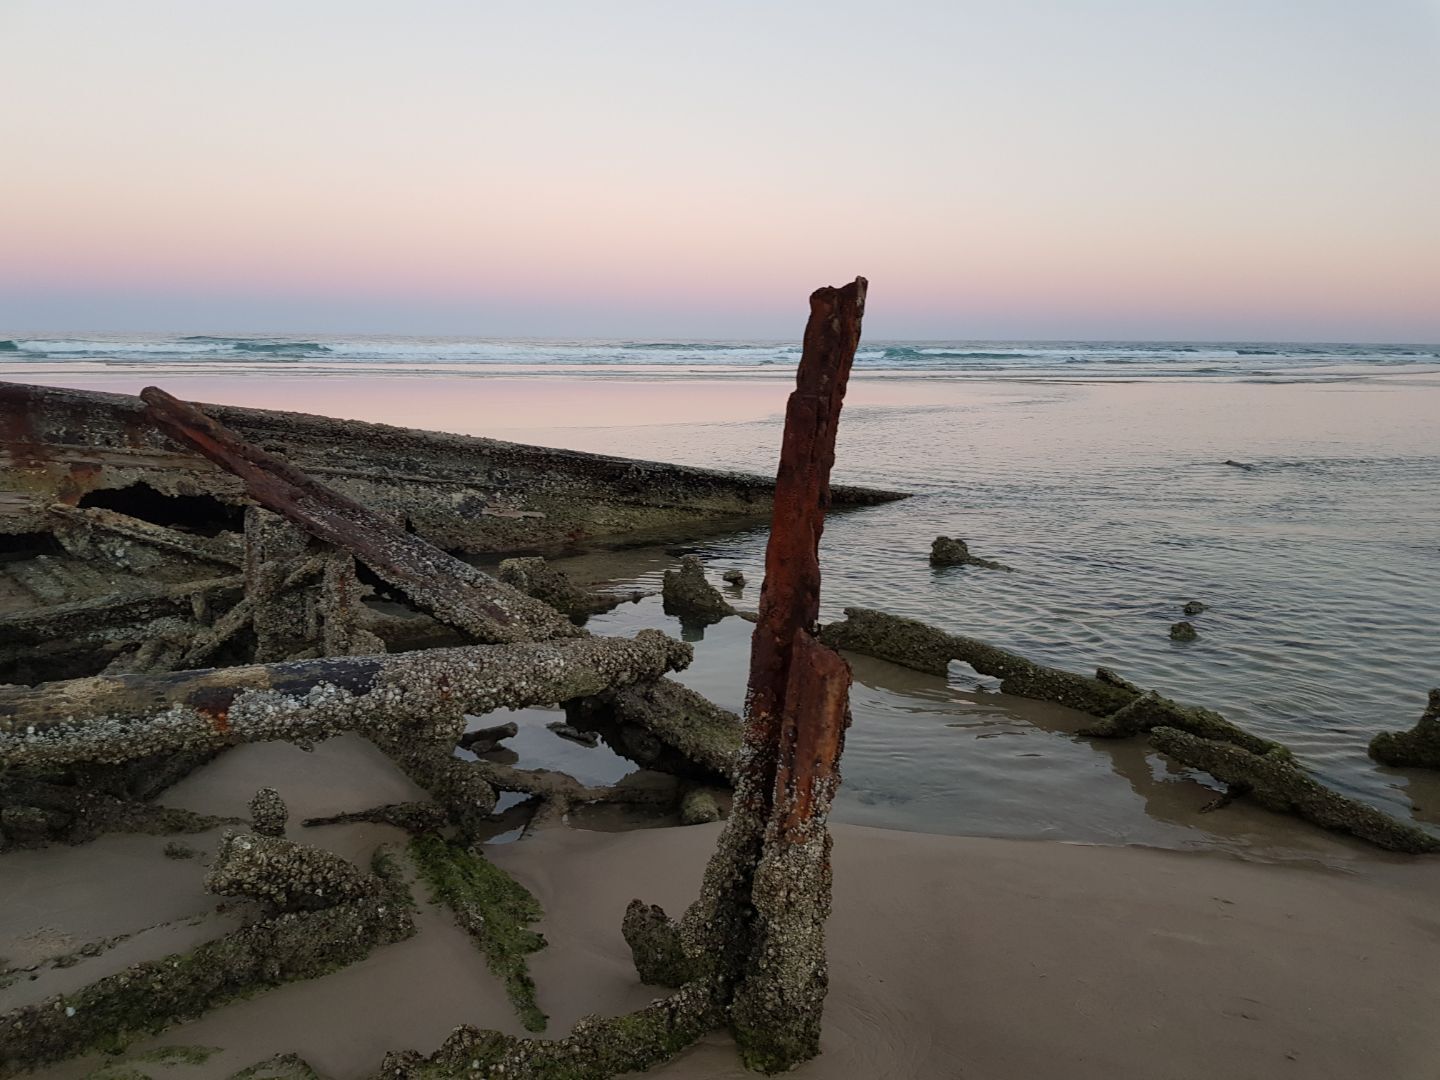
[[7, 732, 1440, 1080]]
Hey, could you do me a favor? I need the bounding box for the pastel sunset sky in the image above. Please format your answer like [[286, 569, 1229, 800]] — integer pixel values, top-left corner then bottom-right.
[[2, 1, 1437, 340]]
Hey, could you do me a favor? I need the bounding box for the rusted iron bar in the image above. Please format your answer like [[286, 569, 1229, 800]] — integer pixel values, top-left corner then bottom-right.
[[139, 386, 578, 644], [629, 279, 865, 1074]]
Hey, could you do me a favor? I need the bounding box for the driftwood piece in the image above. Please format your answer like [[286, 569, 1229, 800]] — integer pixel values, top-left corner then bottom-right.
[[1368, 689, 1440, 770], [0, 630, 692, 769], [1150, 726, 1440, 854], [139, 386, 579, 644]]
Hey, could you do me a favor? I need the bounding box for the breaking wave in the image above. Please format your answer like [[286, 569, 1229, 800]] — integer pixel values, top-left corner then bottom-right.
[[0, 334, 1435, 382]]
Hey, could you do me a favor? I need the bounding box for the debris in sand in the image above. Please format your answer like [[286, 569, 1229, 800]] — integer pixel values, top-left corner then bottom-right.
[[248, 787, 288, 838], [679, 788, 721, 825]]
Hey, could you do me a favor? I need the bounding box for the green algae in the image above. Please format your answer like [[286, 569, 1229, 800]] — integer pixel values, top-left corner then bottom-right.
[[409, 835, 548, 1032]]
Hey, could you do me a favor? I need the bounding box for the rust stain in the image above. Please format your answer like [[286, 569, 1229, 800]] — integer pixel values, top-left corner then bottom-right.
[[0, 385, 51, 470], [197, 705, 231, 733], [55, 462, 103, 505]]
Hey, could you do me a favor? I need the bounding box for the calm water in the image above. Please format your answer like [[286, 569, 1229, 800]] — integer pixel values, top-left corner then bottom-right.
[[7, 337, 1439, 863]]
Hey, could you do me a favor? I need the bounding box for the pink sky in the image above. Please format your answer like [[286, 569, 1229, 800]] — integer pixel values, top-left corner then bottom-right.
[[2, 1, 1437, 340]]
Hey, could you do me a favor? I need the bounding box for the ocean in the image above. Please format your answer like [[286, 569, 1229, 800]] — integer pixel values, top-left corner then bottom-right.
[[3, 332, 1439, 382], [4, 333, 1438, 863]]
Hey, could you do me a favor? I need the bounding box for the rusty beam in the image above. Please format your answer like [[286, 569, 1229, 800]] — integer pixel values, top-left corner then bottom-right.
[[628, 279, 865, 1074], [138, 386, 578, 644]]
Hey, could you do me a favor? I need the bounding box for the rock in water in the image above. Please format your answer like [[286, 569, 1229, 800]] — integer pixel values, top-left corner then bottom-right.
[[1183, 600, 1206, 615], [722, 569, 746, 587], [661, 555, 733, 625], [1169, 621, 1198, 642], [929, 535, 1012, 571]]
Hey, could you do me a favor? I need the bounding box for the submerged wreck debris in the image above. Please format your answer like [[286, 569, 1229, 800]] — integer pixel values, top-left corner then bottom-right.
[[1169, 620, 1198, 641], [1150, 727, 1440, 854], [498, 556, 645, 621], [547, 720, 599, 747], [0, 841, 414, 1075], [820, 606, 1137, 716], [0, 631, 692, 770], [1368, 689, 1440, 770], [929, 535, 1012, 571], [410, 835, 549, 1032], [457, 720, 520, 754], [661, 554, 735, 626], [567, 677, 743, 783], [820, 607, 1440, 852]]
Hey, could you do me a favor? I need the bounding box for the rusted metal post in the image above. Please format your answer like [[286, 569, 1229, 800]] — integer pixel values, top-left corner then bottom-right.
[[653, 278, 865, 1073], [139, 386, 578, 645]]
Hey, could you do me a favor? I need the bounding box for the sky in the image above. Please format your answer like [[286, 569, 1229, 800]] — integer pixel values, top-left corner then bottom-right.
[[2, 0, 1438, 341]]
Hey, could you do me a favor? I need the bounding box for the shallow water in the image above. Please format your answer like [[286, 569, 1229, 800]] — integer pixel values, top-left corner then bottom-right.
[[12, 365, 1440, 862]]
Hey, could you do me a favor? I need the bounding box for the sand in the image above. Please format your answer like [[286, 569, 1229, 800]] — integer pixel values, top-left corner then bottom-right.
[[508, 824, 1440, 1080], [9, 781, 1440, 1080]]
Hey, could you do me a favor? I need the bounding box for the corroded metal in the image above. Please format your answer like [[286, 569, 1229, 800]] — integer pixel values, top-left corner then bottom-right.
[[626, 278, 866, 1075]]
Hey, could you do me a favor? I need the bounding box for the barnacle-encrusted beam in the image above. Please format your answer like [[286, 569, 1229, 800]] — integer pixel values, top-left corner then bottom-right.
[[0, 630, 692, 769]]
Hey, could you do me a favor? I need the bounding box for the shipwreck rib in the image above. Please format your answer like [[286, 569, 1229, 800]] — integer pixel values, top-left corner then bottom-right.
[[0, 630, 692, 769], [139, 386, 579, 644]]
